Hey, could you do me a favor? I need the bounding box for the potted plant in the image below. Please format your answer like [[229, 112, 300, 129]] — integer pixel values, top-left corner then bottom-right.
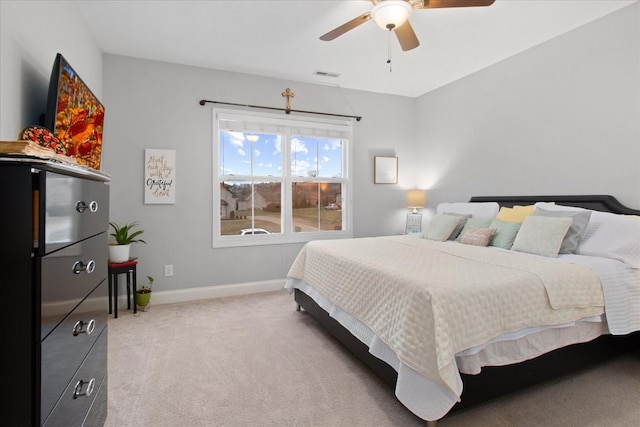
[[136, 276, 153, 311], [108, 221, 146, 263]]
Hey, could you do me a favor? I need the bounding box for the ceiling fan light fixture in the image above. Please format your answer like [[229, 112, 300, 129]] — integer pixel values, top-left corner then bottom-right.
[[371, 1, 413, 30]]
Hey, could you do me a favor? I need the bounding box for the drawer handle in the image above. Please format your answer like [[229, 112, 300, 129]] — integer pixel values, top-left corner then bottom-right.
[[72, 378, 96, 399], [72, 319, 96, 336], [72, 260, 96, 274], [76, 200, 99, 213]]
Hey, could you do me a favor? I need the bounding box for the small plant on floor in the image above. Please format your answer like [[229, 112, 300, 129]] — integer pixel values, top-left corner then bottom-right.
[[136, 276, 153, 310], [139, 276, 153, 293]]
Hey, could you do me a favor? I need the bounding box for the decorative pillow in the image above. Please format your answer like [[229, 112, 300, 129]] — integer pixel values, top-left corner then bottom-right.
[[443, 213, 471, 240], [488, 219, 522, 249], [424, 214, 462, 241], [534, 207, 592, 254], [495, 205, 535, 223], [456, 218, 493, 241], [461, 227, 497, 247], [511, 216, 573, 257], [20, 125, 69, 156], [436, 202, 500, 220], [577, 211, 640, 268]]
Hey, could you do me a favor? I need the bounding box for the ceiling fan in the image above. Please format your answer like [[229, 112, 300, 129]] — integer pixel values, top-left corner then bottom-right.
[[320, 0, 496, 51]]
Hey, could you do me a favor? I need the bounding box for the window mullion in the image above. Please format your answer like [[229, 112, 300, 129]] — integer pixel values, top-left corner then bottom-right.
[[283, 128, 292, 237]]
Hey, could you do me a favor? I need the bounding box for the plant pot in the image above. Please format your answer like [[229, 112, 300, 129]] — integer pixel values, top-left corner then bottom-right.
[[136, 290, 152, 307], [108, 244, 130, 263]]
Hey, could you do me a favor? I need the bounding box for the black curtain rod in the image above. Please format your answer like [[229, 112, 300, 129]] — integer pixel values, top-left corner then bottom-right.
[[198, 99, 362, 122]]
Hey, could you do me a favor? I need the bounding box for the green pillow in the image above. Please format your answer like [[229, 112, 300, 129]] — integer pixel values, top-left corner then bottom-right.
[[489, 219, 522, 249]]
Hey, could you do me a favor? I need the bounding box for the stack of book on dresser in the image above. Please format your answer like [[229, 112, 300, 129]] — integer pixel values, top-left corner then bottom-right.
[[0, 140, 77, 165]]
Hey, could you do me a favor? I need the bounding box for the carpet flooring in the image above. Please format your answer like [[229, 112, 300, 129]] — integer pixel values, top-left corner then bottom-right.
[[105, 290, 640, 426]]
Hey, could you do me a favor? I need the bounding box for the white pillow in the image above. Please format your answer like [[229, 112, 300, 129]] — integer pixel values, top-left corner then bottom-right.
[[535, 202, 640, 268], [511, 216, 573, 257], [577, 211, 640, 268], [436, 202, 500, 220]]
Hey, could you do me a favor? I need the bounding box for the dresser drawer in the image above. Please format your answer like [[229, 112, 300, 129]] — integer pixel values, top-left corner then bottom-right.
[[81, 372, 108, 427], [39, 171, 109, 255], [40, 232, 107, 339], [42, 329, 107, 427], [41, 281, 107, 420]]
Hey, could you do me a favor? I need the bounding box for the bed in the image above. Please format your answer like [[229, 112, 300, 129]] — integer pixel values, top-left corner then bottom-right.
[[284, 195, 640, 423]]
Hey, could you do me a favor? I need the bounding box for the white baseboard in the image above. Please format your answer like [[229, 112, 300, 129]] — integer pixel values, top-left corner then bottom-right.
[[148, 278, 287, 306], [72, 279, 288, 317]]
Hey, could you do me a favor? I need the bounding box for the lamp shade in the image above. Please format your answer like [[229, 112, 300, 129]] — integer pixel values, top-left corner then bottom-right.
[[371, 0, 412, 30], [406, 189, 427, 211]]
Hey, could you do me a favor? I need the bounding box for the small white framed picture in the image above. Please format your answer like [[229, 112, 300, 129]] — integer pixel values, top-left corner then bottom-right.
[[374, 156, 398, 184]]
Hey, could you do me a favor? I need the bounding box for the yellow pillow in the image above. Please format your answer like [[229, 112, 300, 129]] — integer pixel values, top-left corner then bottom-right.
[[496, 205, 535, 223]]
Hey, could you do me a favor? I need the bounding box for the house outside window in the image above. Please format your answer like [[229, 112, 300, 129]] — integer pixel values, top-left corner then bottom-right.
[[213, 110, 353, 247]]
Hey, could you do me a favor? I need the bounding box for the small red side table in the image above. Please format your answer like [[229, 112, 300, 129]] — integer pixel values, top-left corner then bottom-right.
[[108, 260, 138, 318]]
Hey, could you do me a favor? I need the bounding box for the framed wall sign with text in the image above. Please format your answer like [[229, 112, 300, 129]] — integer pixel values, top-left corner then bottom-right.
[[144, 149, 176, 204]]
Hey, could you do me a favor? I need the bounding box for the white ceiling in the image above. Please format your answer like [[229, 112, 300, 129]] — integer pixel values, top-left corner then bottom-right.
[[77, 0, 636, 98]]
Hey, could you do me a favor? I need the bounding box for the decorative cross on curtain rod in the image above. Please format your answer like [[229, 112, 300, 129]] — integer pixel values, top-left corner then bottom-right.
[[198, 99, 362, 122]]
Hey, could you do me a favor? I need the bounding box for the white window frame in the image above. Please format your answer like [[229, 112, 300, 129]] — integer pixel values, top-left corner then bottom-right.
[[212, 108, 353, 248]]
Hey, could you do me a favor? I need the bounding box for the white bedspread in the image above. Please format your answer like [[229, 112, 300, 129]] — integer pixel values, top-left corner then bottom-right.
[[556, 253, 640, 334], [287, 235, 605, 397]]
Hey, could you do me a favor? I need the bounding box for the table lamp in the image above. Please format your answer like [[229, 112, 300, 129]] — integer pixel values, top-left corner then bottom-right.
[[406, 189, 427, 233]]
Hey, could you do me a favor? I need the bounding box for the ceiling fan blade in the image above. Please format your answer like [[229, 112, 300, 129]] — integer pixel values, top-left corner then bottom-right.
[[418, 0, 495, 9], [394, 20, 420, 51], [320, 12, 371, 41]]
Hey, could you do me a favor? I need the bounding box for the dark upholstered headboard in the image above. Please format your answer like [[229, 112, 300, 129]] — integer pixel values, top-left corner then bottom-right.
[[469, 195, 640, 215]]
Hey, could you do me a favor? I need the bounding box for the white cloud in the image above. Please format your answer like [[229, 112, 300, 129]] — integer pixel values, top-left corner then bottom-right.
[[326, 140, 341, 151], [227, 131, 245, 148], [254, 149, 261, 157], [291, 159, 311, 176], [291, 137, 308, 154], [238, 148, 246, 156], [322, 156, 330, 163]]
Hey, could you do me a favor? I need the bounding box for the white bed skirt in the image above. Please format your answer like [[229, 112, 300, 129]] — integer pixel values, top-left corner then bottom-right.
[[285, 278, 608, 421]]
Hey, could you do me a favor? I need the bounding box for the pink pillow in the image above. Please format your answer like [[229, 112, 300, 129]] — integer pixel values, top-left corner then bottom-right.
[[461, 227, 497, 247]]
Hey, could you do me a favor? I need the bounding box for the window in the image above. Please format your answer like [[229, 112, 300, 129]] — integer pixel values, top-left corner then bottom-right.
[[213, 110, 352, 247]]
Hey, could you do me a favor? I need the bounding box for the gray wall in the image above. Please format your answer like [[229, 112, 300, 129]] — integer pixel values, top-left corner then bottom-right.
[[2, 2, 638, 293], [101, 55, 416, 290], [0, 1, 103, 139], [414, 3, 640, 213]]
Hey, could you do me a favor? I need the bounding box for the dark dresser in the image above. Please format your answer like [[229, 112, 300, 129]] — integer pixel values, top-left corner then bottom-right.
[[0, 159, 109, 426]]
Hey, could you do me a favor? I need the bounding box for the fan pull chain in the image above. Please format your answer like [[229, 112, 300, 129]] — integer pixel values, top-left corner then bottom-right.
[[387, 29, 392, 72]]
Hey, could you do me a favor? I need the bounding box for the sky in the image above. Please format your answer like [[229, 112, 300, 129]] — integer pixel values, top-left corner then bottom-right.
[[220, 131, 343, 178]]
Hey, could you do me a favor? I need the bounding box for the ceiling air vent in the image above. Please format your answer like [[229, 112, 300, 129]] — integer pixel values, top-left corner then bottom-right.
[[314, 71, 341, 78]]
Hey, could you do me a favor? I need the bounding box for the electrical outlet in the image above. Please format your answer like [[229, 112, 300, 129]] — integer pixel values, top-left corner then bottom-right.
[[164, 264, 173, 277]]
